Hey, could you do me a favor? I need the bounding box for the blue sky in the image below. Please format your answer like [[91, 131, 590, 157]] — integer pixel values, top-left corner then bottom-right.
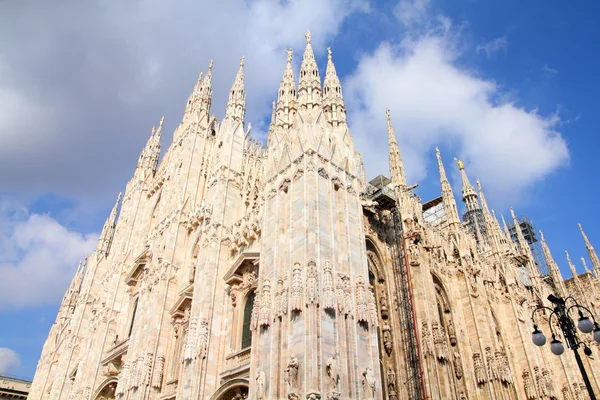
[[1, 0, 599, 379]]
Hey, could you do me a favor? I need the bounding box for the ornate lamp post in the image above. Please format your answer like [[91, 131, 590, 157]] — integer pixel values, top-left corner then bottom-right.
[[531, 294, 600, 400]]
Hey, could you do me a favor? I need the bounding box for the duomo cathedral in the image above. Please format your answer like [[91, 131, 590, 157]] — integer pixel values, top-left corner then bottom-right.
[[29, 31, 600, 400]]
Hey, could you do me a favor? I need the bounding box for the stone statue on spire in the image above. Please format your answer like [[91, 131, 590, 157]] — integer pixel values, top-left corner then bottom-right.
[[286, 48, 293, 63], [305, 30, 311, 44], [327, 47, 332, 60]]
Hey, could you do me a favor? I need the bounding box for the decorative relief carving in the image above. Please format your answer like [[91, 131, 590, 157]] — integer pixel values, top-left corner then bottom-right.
[[259, 279, 272, 327], [431, 321, 449, 361], [306, 260, 319, 306], [495, 350, 512, 384], [325, 356, 341, 400], [275, 276, 289, 319], [196, 319, 209, 359], [367, 285, 379, 328], [379, 290, 389, 320], [522, 370, 537, 400], [355, 276, 369, 325], [485, 346, 498, 381], [387, 367, 398, 400], [151, 354, 164, 390], [291, 263, 303, 312], [322, 262, 336, 311], [473, 352, 486, 384], [421, 321, 434, 358], [453, 351, 463, 379]]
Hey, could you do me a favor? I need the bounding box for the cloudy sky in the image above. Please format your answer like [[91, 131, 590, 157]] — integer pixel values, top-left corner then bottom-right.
[[1, 0, 599, 379]]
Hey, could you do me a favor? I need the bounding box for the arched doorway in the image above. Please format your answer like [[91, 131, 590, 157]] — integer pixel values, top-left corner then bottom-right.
[[210, 378, 249, 400], [92, 378, 117, 400]]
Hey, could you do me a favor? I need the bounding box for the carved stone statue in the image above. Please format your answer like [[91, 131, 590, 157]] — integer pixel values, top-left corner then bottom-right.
[[387, 367, 398, 400], [284, 356, 300, 393], [362, 367, 376, 398], [325, 356, 340, 391], [256, 369, 266, 400]]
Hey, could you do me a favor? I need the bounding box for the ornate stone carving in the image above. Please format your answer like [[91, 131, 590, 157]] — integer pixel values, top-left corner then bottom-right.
[[356, 276, 369, 324], [306, 260, 319, 306], [291, 262, 303, 312], [362, 366, 376, 398], [151, 354, 164, 389], [367, 285, 378, 328], [183, 317, 197, 362], [562, 384, 574, 400], [318, 167, 329, 180], [387, 367, 398, 400], [322, 262, 336, 311], [496, 350, 512, 384], [196, 319, 209, 359], [473, 352, 486, 384], [379, 290, 389, 319], [447, 318, 457, 346], [421, 320, 434, 358], [431, 321, 449, 361], [408, 242, 420, 266], [382, 322, 393, 356], [275, 275, 289, 318], [522, 370, 537, 400], [259, 279, 272, 327], [485, 346, 498, 381]]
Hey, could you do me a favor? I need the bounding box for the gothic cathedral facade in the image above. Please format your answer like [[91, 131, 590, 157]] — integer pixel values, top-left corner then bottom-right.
[[29, 32, 600, 400]]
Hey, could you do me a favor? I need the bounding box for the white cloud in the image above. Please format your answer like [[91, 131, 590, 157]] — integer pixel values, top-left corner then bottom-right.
[[476, 35, 508, 58], [394, 0, 431, 28], [0, 197, 99, 311], [543, 64, 558, 75], [344, 16, 569, 205], [0, 348, 22, 374], [0, 0, 368, 205]]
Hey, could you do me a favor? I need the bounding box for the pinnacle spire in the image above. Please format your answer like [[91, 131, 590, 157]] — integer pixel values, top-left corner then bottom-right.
[[183, 59, 213, 122], [578, 223, 600, 274], [385, 109, 407, 188], [323, 47, 346, 126], [98, 192, 122, 257], [298, 30, 322, 110], [225, 56, 246, 122], [540, 230, 567, 297], [276, 48, 297, 130], [565, 250, 578, 277], [436, 147, 460, 227], [455, 158, 479, 211], [581, 257, 591, 274]]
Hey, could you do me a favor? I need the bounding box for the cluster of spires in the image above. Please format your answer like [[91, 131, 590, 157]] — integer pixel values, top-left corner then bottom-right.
[[384, 108, 600, 283], [123, 30, 600, 286]]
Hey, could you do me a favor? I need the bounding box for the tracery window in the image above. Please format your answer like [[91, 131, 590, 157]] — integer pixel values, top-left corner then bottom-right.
[[241, 291, 255, 349]]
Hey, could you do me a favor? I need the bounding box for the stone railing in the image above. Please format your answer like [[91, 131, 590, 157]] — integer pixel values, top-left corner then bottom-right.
[[225, 347, 251, 371]]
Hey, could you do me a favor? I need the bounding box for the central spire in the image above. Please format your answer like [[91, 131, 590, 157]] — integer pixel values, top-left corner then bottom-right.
[[298, 30, 322, 110], [579, 223, 600, 274], [385, 109, 406, 188], [225, 56, 246, 122]]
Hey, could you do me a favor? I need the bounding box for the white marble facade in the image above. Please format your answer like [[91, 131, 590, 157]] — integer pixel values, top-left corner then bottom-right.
[[29, 32, 600, 400]]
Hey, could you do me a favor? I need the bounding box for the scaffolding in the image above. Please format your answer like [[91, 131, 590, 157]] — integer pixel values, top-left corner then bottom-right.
[[367, 176, 426, 400], [461, 207, 487, 245], [507, 215, 548, 276]]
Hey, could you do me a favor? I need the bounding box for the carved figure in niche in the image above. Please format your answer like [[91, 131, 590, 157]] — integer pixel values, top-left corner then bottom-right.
[[453, 351, 463, 380], [382, 322, 393, 355], [291, 263, 303, 312], [325, 357, 340, 399], [387, 368, 398, 400], [447, 318, 457, 346], [284, 355, 300, 393], [362, 367, 376, 398], [379, 290, 389, 319], [256, 369, 266, 400]]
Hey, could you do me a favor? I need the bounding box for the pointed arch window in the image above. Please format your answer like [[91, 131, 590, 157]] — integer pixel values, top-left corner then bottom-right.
[[241, 291, 255, 349]]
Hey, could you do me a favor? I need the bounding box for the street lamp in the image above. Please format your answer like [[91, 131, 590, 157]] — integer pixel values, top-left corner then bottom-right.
[[531, 294, 600, 400]]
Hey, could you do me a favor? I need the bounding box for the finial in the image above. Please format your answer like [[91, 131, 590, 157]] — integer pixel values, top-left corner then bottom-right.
[[240, 56, 245, 67], [455, 158, 464, 170], [208, 59, 213, 70], [476, 179, 481, 190], [286, 48, 293, 63], [539, 230, 545, 242], [159, 116, 164, 127], [436, 147, 441, 156], [327, 47, 332, 60], [385, 108, 391, 122], [305, 30, 312, 44]]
